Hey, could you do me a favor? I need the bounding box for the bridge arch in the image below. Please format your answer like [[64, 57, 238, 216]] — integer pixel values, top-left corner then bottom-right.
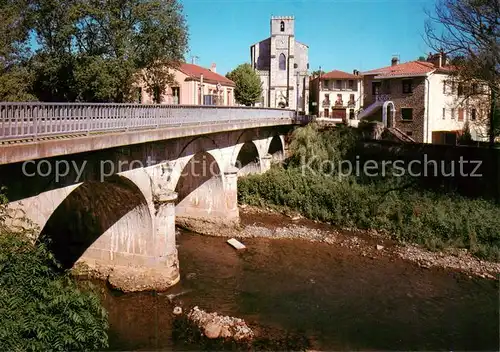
[[233, 141, 261, 175], [267, 135, 285, 161], [164, 136, 226, 191], [38, 175, 153, 269], [174, 151, 230, 227]]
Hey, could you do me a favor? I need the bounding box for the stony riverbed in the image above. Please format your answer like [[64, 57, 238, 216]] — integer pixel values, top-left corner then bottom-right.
[[94, 206, 499, 350]]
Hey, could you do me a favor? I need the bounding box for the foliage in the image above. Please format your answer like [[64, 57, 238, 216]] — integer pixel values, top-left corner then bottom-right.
[[226, 63, 263, 106], [0, 196, 108, 350], [0, 0, 36, 101], [238, 125, 500, 261], [457, 121, 474, 145], [310, 70, 325, 76], [288, 123, 359, 174], [425, 0, 499, 144], [0, 0, 188, 102]]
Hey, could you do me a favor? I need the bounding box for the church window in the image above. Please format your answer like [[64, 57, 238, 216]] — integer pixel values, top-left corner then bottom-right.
[[280, 21, 285, 32], [279, 53, 286, 70]]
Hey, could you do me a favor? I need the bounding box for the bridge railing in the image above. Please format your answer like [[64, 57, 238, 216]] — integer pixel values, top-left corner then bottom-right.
[[0, 103, 299, 141]]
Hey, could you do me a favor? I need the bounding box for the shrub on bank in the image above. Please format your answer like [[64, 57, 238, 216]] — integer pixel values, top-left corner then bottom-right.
[[0, 196, 108, 351], [238, 124, 500, 262]]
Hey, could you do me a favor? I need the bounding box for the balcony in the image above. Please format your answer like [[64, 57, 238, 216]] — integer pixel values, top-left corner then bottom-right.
[[321, 86, 358, 92], [374, 94, 391, 102]]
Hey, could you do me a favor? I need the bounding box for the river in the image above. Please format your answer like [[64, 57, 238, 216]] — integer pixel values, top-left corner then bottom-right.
[[96, 211, 499, 351]]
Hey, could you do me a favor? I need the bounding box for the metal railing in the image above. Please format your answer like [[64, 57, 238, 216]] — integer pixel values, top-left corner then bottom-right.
[[0, 103, 299, 141]]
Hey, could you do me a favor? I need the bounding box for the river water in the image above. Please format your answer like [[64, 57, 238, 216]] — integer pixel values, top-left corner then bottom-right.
[[98, 212, 499, 351]]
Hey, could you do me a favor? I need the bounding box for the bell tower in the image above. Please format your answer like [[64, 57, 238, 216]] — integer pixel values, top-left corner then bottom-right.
[[269, 16, 296, 109]]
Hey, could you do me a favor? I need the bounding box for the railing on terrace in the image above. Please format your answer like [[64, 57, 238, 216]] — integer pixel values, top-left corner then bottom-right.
[[0, 103, 305, 141]]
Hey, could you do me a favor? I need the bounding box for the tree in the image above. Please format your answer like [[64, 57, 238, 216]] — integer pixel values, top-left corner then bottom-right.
[[0, 0, 36, 101], [0, 0, 188, 102], [310, 70, 325, 76], [0, 194, 108, 350], [425, 0, 499, 146], [226, 63, 262, 106]]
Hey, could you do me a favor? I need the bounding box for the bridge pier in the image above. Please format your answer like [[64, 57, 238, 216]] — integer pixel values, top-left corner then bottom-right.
[[64, 178, 180, 292], [76, 190, 180, 292]]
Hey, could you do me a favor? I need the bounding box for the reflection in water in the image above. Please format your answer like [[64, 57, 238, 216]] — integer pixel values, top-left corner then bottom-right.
[[99, 227, 499, 351]]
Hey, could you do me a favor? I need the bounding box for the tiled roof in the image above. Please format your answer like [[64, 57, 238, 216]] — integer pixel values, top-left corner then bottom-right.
[[320, 70, 361, 79], [362, 61, 436, 77], [178, 63, 235, 86]]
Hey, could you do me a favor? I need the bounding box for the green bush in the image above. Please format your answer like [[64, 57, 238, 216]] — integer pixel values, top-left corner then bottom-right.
[[0, 195, 108, 351], [238, 125, 500, 262]]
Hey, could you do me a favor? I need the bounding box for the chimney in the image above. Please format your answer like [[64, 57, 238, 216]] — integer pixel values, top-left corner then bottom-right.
[[210, 63, 216, 73], [391, 56, 399, 66], [353, 69, 359, 76], [426, 51, 444, 68]]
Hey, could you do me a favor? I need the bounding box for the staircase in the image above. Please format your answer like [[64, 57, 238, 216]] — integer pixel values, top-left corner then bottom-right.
[[358, 100, 384, 120], [386, 127, 416, 142]]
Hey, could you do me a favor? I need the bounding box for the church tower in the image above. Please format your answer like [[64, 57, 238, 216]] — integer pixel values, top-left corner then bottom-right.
[[250, 16, 309, 113], [269, 16, 296, 109]]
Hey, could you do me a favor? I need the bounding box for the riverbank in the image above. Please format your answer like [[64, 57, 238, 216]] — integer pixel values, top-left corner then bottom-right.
[[99, 213, 498, 350], [235, 205, 500, 280]]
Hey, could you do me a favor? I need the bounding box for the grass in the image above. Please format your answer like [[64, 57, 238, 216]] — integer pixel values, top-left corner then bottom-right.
[[238, 124, 500, 262]]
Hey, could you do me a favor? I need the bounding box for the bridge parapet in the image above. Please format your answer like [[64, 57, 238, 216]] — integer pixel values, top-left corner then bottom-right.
[[0, 102, 297, 142]]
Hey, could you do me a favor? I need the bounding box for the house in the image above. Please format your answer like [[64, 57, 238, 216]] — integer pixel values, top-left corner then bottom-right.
[[309, 70, 363, 125], [250, 16, 309, 113], [137, 63, 235, 106], [359, 53, 489, 144]]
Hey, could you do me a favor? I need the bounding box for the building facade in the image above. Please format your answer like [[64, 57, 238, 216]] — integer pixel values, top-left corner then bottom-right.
[[137, 63, 235, 106], [250, 16, 309, 113], [309, 70, 363, 124], [359, 53, 489, 144]]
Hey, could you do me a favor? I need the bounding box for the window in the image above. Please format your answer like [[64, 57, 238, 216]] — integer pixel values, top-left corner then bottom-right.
[[443, 81, 447, 94], [472, 83, 478, 94], [349, 94, 355, 106], [402, 79, 413, 94], [451, 81, 456, 94], [458, 84, 464, 96], [401, 108, 413, 120], [442, 108, 445, 119], [348, 80, 354, 90], [471, 108, 477, 121], [335, 94, 343, 106], [279, 53, 286, 70], [323, 80, 329, 89], [203, 95, 215, 105], [349, 109, 355, 120], [172, 87, 180, 104], [153, 86, 161, 103], [323, 108, 329, 117], [322, 94, 330, 107], [135, 87, 142, 103], [458, 107, 464, 121], [451, 108, 456, 119], [335, 80, 342, 89], [280, 21, 285, 32], [382, 80, 391, 94], [372, 81, 381, 96]]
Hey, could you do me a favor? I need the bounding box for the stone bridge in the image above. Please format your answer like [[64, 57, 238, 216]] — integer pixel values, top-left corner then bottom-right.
[[0, 103, 308, 291]]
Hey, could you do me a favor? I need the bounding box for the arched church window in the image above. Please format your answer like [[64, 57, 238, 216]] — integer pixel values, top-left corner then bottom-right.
[[279, 53, 286, 70], [280, 21, 285, 32]]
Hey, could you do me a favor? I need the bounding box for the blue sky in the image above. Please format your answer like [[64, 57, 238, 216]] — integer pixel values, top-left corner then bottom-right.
[[182, 0, 438, 75]]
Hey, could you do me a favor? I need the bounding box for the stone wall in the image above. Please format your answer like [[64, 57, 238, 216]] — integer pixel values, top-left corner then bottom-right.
[[356, 140, 500, 200]]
